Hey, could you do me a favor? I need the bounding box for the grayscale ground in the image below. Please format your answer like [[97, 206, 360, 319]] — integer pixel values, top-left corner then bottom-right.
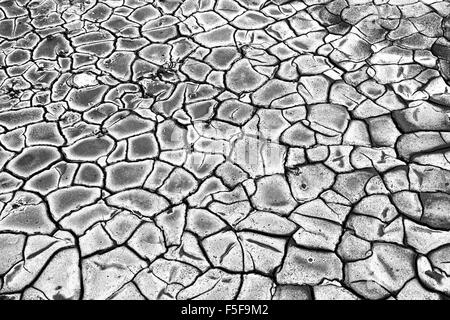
[[0, 0, 450, 300]]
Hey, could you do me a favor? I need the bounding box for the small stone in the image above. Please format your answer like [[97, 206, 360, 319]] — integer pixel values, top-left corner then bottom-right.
[[277, 245, 343, 285]]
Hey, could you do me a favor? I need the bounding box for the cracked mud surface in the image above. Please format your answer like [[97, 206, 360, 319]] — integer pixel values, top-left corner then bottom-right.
[[0, 0, 450, 301]]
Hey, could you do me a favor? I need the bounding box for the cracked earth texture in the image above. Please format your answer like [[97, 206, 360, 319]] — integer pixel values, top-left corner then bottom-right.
[[0, 0, 450, 301]]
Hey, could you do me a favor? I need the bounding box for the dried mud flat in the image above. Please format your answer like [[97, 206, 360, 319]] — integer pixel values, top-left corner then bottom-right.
[[0, 0, 450, 300]]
